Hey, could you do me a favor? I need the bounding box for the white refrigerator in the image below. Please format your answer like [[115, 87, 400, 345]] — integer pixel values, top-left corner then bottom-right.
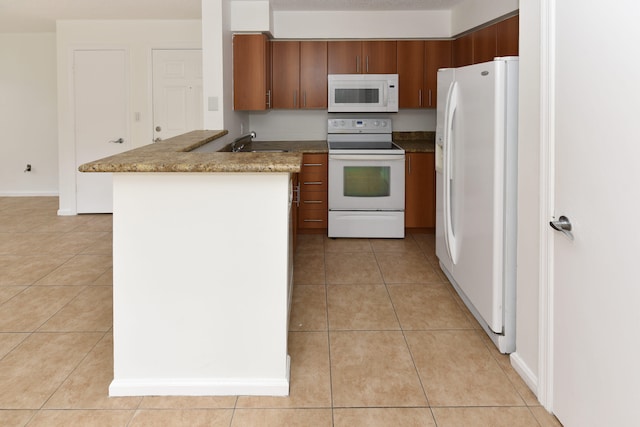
[[435, 57, 518, 353]]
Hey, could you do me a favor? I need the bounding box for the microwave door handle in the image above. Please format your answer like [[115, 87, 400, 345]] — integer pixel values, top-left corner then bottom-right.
[[384, 83, 388, 107]]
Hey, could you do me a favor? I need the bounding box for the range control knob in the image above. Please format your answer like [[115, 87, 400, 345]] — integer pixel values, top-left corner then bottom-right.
[[373, 120, 380, 127], [381, 121, 388, 127]]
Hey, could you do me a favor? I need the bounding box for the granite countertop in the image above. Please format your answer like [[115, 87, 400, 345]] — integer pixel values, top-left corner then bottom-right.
[[78, 130, 303, 173], [78, 130, 435, 174], [233, 140, 328, 153], [242, 132, 436, 153], [393, 131, 436, 153]]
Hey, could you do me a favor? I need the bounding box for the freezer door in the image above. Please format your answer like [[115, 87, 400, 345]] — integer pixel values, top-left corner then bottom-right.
[[449, 60, 506, 334], [435, 68, 455, 275]]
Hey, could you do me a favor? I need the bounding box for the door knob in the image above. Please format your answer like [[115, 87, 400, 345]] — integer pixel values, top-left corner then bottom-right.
[[109, 138, 124, 144], [550, 215, 574, 240], [155, 126, 162, 132]]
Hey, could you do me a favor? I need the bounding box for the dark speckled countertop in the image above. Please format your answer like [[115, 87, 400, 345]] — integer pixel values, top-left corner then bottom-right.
[[242, 131, 435, 154], [78, 130, 435, 174]]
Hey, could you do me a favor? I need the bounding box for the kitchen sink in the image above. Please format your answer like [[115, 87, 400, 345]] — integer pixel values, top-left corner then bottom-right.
[[249, 149, 288, 153]]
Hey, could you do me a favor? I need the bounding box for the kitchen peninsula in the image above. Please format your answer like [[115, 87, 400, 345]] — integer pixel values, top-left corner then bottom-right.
[[79, 130, 302, 397]]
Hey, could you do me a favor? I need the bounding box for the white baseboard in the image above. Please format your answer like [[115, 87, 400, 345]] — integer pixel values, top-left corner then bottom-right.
[[0, 191, 58, 197], [510, 352, 538, 397], [57, 208, 77, 216], [109, 376, 290, 397]]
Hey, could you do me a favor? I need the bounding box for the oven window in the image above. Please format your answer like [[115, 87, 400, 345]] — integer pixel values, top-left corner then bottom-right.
[[335, 88, 379, 104], [343, 166, 390, 197]]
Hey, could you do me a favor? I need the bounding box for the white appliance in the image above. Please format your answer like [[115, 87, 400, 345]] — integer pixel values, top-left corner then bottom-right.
[[435, 57, 518, 353], [328, 118, 405, 238], [328, 74, 399, 113]]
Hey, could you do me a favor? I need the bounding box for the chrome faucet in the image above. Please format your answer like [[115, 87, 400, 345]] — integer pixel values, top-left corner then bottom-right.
[[231, 131, 257, 152]]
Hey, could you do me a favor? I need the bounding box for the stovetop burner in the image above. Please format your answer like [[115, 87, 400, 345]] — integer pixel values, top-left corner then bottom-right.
[[327, 140, 400, 150], [327, 117, 403, 154]]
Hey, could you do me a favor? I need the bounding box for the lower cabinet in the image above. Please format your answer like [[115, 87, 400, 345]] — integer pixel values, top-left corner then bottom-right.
[[405, 152, 436, 229], [297, 153, 328, 231]]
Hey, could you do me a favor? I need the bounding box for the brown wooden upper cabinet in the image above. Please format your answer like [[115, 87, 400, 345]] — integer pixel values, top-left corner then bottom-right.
[[272, 41, 328, 109], [497, 15, 519, 56], [397, 40, 451, 108], [473, 24, 498, 64], [452, 14, 519, 67], [452, 33, 473, 67], [424, 41, 452, 108], [233, 34, 271, 111], [328, 41, 397, 74]]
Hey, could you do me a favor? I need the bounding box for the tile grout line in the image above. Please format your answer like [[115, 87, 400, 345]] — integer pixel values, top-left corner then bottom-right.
[[373, 235, 438, 425]]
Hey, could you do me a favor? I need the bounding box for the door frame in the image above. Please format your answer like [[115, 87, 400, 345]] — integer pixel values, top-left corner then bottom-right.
[[538, 0, 555, 411]]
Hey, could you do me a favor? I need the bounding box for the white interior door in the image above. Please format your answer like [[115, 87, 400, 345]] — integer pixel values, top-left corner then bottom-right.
[[74, 49, 130, 213], [152, 49, 203, 142], [551, 2, 640, 426]]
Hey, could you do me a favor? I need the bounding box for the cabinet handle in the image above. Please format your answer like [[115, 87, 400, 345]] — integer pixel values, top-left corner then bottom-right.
[[366, 56, 369, 73], [303, 219, 324, 222], [303, 163, 324, 167], [303, 200, 323, 204], [428, 90, 432, 106], [266, 90, 271, 108], [408, 155, 411, 175], [303, 91, 307, 108], [303, 181, 323, 185], [293, 90, 297, 108], [419, 89, 422, 107], [356, 55, 360, 73], [294, 182, 301, 207]]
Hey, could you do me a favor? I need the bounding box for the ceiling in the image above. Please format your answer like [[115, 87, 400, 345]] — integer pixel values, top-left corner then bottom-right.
[[0, 0, 464, 33]]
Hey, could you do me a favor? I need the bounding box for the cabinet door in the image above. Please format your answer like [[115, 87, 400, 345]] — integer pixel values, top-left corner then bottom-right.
[[363, 41, 397, 73], [272, 41, 300, 109], [424, 40, 451, 108], [473, 24, 498, 64], [233, 34, 270, 111], [452, 33, 473, 67], [397, 41, 425, 108], [496, 15, 519, 56], [328, 41, 361, 74], [300, 41, 327, 108], [405, 152, 435, 228]]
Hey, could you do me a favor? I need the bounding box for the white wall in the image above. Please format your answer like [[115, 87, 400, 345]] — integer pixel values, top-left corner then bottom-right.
[[0, 33, 58, 196], [56, 20, 202, 215], [451, 0, 519, 35], [203, 0, 248, 146], [273, 10, 451, 39], [230, 0, 272, 34], [248, 110, 436, 141], [512, 0, 542, 397]]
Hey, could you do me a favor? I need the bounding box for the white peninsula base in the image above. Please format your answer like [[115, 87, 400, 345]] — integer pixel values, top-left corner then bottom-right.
[[108, 172, 293, 396]]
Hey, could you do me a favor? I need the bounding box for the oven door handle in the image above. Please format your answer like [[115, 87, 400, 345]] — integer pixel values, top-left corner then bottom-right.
[[329, 154, 405, 161]]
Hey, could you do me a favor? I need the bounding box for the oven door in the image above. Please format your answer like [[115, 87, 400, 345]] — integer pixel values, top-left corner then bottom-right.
[[328, 153, 405, 210]]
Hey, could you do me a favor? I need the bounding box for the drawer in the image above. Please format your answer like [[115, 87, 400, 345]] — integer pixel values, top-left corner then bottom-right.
[[300, 174, 327, 192], [299, 191, 327, 210], [298, 209, 328, 229], [301, 153, 328, 171]]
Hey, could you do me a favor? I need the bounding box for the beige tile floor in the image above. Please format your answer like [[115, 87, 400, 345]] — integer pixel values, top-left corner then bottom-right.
[[0, 197, 563, 426]]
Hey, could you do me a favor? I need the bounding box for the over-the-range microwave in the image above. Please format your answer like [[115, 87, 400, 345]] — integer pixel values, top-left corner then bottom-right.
[[328, 74, 399, 113]]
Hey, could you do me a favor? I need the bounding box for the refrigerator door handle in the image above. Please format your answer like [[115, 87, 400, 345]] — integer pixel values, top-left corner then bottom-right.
[[443, 81, 459, 264]]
